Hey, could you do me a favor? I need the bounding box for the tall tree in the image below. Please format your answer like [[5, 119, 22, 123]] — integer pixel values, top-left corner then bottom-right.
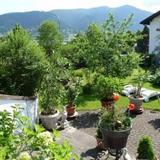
[[85, 14, 141, 78], [38, 20, 62, 56], [0, 25, 46, 96]]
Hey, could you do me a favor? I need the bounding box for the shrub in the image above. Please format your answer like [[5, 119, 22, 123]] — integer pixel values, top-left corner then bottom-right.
[[0, 108, 79, 160], [94, 75, 122, 100], [0, 25, 46, 96], [137, 136, 156, 160], [150, 68, 160, 86]]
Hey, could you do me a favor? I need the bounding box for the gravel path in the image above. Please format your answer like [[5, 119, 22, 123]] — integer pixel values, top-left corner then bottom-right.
[[70, 110, 160, 159]]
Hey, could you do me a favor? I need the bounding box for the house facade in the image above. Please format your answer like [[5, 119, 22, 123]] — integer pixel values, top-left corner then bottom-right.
[[140, 11, 160, 54]]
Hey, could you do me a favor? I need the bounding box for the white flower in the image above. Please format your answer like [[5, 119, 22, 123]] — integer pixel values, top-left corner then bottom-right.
[[37, 131, 53, 145], [18, 151, 31, 160]]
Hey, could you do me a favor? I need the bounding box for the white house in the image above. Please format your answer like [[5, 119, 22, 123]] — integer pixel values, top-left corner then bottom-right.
[[140, 10, 160, 54]]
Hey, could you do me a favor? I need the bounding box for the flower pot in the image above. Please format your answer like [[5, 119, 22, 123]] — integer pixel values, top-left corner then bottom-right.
[[40, 110, 59, 130], [66, 104, 76, 116], [129, 96, 143, 112], [101, 127, 131, 150], [101, 99, 115, 110], [95, 136, 106, 150]]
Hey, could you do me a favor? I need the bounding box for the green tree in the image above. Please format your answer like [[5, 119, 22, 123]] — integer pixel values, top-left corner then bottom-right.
[[136, 25, 149, 54], [137, 136, 156, 160], [60, 33, 89, 69], [85, 14, 141, 78], [0, 25, 46, 96], [38, 20, 62, 56]]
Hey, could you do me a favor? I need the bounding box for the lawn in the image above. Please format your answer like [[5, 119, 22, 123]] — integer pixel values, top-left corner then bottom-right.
[[77, 69, 160, 111]]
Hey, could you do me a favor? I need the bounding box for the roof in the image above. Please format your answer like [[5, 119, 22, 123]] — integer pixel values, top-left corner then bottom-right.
[[140, 10, 160, 25]]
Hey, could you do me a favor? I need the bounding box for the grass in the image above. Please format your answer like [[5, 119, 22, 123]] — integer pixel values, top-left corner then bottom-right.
[[76, 69, 160, 111], [77, 94, 101, 111]]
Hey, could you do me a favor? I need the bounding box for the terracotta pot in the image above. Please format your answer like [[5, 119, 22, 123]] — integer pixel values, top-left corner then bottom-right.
[[101, 99, 115, 110], [66, 104, 76, 116], [40, 110, 59, 130], [95, 136, 106, 150]]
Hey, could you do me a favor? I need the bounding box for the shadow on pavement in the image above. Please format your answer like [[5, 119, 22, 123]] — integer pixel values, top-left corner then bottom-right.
[[70, 112, 99, 129], [148, 118, 160, 130]]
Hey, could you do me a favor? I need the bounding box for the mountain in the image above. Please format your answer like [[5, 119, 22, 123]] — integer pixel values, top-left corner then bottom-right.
[[0, 5, 152, 37], [51, 5, 151, 32], [0, 11, 70, 37]]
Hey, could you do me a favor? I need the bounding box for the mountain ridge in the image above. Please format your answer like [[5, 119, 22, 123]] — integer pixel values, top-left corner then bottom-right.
[[0, 5, 152, 37]]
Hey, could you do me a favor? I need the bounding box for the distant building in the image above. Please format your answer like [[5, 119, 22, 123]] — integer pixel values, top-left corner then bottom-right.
[[140, 10, 160, 54]]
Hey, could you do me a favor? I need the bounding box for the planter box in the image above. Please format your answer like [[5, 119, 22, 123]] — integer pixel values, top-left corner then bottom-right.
[[0, 94, 38, 128]]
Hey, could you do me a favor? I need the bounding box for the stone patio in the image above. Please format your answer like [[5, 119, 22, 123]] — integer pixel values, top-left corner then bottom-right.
[[60, 110, 160, 159]]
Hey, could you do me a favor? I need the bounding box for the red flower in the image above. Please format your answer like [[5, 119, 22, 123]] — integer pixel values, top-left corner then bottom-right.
[[129, 103, 135, 111], [113, 93, 120, 101]]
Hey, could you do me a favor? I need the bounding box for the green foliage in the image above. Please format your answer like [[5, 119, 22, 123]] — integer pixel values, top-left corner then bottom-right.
[[38, 20, 62, 56], [62, 14, 141, 78], [94, 75, 122, 100], [150, 68, 160, 86], [136, 25, 149, 54], [0, 25, 46, 96], [137, 136, 156, 160], [64, 77, 82, 105], [96, 127, 102, 139], [99, 106, 132, 131], [60, 33, 89, 69], [85, 14, 141, 78], [0, 108, 79, 160], [39, 52, 69, 114], [132, 68, 150, 97]]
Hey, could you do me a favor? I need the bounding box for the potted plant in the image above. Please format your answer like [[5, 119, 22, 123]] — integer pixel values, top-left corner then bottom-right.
[[129, 69, 149, 113], [64, 77, 81, 118], [99, 106, 132, 154], [39, 67, 63, 130], [94, 75, 122, 109]]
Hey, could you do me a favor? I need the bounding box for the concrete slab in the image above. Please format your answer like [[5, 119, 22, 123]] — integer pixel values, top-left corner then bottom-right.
[[60, 126, 98, 159], [59, 127, 136, 160]]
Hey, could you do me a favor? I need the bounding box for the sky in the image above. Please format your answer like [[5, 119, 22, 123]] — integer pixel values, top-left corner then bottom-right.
[[0, 0, 160, 15]]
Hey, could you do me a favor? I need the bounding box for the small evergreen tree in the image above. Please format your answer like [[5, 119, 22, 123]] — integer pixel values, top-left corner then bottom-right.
[[137, 136, 156, 160], [0, 25, 46, 96]]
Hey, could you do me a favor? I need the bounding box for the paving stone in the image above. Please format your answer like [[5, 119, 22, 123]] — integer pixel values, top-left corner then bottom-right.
[[60, 110, 160, 159]]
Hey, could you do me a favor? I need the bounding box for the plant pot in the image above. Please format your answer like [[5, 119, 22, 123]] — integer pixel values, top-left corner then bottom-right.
[[129, 96, 143, 112], [101, 99, 115, 110], [95, 136, 106, 150], [66, 104, 76, 116], [40, 110, 59, 130], [101, 127, 131, 150]]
